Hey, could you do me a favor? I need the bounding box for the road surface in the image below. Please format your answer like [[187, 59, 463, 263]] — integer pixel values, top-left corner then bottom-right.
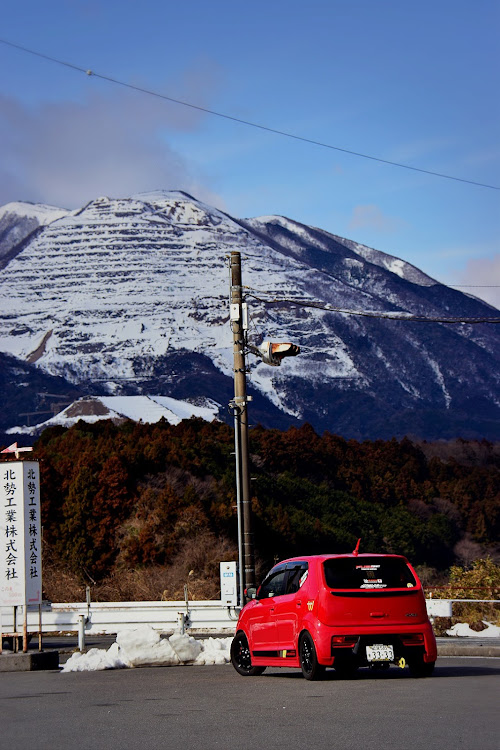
[[1, 657, 498, 750]]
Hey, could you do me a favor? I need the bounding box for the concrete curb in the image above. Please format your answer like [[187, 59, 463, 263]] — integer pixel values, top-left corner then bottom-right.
[[437, 641, 500, 657], [0, 650, 60, 672]]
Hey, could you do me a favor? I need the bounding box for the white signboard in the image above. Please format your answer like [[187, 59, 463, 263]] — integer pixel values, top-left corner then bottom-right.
[[426, 599, 453, 618], [220, 561, 238, 606], [0, 461, 42, 606]]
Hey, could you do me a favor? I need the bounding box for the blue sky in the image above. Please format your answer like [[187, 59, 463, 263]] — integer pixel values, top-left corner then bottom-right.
[[1, 0, 499, 306]]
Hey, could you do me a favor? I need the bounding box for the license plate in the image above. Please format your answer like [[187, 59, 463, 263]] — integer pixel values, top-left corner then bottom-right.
[[366, 644, 394, 662]]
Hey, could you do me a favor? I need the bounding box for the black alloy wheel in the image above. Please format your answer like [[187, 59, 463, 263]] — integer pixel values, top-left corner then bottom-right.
[[299, 631, 326, 681], [230, 632, 266, 676]]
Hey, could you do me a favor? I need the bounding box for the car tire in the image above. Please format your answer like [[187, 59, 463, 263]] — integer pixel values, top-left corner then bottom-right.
[[299, 631, 326, 681], [408, 657, 435, 678], [230, 632, 266, 676]]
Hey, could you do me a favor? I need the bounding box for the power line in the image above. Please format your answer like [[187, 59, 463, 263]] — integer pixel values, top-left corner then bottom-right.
[[448, 285, 499, 288], [1, 37, 499, 192], [245, 293, 500, 323]]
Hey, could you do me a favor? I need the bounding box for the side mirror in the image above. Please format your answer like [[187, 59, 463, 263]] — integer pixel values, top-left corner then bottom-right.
[[244, 586, 257, 600]]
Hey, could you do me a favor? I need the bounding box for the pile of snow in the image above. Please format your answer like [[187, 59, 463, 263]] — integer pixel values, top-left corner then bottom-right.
[[61, 625, 232, 672], [446, 621, 500, 637]]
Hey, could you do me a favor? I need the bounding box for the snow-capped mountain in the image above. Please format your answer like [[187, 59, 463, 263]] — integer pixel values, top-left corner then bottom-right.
[[0, 190, 498, 441]]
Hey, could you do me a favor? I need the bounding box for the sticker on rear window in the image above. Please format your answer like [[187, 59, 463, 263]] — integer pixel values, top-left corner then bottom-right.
[[361, 582, 387, 588], [323, 557, 418, 590]]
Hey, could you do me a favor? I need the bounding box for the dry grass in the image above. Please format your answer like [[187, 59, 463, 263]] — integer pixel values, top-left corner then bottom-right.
[[42, 531, 238, 602], [42, 560, 87, 603]]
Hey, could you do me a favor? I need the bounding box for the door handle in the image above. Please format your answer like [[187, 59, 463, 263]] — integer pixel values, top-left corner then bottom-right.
[[296, 600, 302, 607], [370, 611, 386, 618]]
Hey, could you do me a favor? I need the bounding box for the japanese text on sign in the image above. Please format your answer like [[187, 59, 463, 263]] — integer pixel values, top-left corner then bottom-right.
[[0, 461, 42, 606]]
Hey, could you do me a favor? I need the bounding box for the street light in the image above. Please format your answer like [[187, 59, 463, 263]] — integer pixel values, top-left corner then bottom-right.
[[248, 341, 301, 366], [229, 251, 300, 603]]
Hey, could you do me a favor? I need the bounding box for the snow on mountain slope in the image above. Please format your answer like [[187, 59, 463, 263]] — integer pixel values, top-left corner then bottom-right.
[[0, 201, 69, 224], [245, 215, 435, 287], [0, 192, 327, 389], [9, 394, 221, 434], [328, 233, 437, 286], [0, 201, 70, 265], [0, 190, 498, 440]]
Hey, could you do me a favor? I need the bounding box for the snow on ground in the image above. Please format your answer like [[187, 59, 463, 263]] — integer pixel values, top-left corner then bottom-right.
[[61, 625, 232, 672], [61, 620, 500, 673], [446, 621, 500, 637]]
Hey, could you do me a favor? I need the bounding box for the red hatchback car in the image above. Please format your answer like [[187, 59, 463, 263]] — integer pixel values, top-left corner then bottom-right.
[[231, 553, 437, 680]]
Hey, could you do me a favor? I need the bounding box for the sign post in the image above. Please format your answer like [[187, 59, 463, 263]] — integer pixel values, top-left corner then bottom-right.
[[0, 460, 42, 652]]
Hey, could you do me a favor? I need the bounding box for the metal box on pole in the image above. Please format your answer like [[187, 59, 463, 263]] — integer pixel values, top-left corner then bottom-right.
[[220, 561, 238, 606]]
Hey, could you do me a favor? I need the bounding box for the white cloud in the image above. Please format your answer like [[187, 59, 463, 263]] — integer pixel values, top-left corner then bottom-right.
[[348, 204, 404, 233], [0, 64, 224, 209]]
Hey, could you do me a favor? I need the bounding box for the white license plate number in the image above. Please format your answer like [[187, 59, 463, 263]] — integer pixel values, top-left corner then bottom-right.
[[366, 644, 394, 662]]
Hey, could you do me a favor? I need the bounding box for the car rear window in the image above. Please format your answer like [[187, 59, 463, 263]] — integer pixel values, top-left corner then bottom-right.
[[323, 557, 417, 590]]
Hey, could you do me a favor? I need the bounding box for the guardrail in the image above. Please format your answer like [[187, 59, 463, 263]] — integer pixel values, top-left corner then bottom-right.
[[1, 600, 241, 642], [426, 598, 499, 619], [2, 598, 498, 645]]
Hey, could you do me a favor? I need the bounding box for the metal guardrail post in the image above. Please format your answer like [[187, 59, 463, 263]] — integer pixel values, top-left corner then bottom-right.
[[78, 614, 86, 651], [177, 612, 186, 634]]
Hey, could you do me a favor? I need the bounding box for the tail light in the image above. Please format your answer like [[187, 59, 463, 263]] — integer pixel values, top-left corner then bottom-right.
[[400, 633, 424, 646], [331, 635, 358, 648]]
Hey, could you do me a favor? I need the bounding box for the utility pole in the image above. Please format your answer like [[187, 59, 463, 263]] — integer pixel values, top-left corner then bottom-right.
[[228, 252, 300, 600], [229, 251, 255, 592]]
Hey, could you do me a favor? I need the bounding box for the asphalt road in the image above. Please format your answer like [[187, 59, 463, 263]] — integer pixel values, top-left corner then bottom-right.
[[1, 657, 499, 750]]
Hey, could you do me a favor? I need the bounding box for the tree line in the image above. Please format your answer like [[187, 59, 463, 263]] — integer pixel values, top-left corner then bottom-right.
[[25, 418, 499, 591]]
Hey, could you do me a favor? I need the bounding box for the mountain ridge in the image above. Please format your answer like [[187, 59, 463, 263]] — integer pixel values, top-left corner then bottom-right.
[[0, 191, 498, 441]]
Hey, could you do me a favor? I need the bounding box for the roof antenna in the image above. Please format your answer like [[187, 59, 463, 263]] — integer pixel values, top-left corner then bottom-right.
[[352, 538, 361, 556]]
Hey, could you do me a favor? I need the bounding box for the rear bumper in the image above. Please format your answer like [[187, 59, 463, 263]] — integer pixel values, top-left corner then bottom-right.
[[312, 621, 437, 666]]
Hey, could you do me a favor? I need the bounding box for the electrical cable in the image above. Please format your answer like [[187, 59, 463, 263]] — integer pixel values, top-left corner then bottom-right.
[[1, 37, 499, 191], [448, 285, 499, 288], [245, 293, 500, 323]]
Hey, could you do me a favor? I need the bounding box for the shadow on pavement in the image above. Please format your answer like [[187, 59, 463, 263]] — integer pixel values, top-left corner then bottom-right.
[[263, 659, 500, 681]]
